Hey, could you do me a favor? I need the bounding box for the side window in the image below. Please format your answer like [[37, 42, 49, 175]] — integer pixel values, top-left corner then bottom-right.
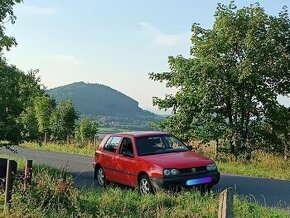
[[150, 137, 164, 148], [104, 136, 122, 153], [119, 138, 134, 156]]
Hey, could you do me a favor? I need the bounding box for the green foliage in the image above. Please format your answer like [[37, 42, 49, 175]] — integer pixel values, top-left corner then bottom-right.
[[5, 165, 79, 217], [0, 63, 44, 146], [0, 62, 22, 145], [75, 116, 99, 146], [0, 0, 22, 53], [19, 105, 39, 141], [0, 0, 45, 148], [150, 2, 290, 160], [50, 100, 78, 141], [263, 106, 290, 157], [34, 95, 55, 137], [18, 90, 57, 143]]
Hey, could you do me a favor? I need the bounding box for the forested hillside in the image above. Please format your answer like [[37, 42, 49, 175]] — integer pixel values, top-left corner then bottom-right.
[[47, 82, 155, 118]]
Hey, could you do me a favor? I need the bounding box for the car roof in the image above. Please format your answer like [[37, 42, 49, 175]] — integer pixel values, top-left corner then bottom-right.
[[113, 131, 169, 137]]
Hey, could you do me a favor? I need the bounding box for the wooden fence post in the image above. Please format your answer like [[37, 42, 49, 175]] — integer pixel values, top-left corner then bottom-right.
[[4, 160, 17, 207], [93, 136, 97, 146], [24, 160, 33, 190], [215, 138, 219, 159], [218, 188, 233, 218], [67, 135, 70, 145]]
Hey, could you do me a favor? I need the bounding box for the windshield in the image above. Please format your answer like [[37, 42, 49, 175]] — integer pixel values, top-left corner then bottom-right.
[[135, 134, 189, 156]]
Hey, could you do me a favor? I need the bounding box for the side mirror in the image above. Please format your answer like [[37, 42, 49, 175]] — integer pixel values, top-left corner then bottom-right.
[[123, 151, 134, 158], [186, 145, 193, 151]]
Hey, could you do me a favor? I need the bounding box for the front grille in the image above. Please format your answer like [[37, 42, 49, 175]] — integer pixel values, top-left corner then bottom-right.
[[179, 166, 207, 175]]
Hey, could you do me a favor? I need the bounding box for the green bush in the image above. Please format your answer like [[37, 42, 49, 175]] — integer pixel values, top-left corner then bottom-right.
[[75, 116, 99, 147]]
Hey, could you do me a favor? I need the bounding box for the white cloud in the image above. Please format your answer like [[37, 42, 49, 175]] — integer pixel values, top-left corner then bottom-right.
[[138, 22, 189, 47], [42, 55, 81, 65], [20, 6, 60, 16]]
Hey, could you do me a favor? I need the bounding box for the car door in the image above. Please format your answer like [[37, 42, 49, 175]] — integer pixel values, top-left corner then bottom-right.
[[101, 136, 122, 182], [114, 137, 138, 187]]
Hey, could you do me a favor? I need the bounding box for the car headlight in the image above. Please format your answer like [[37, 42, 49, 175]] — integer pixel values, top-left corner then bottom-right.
[[164, 169, 171, 176], [171, 169, 180, 176], [163, 169, 180, 176], [206, 163, 217, 171]]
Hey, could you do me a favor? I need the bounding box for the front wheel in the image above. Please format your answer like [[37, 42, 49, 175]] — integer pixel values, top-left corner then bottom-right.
[[139, 175, 154, 195], [96, 167, 106, 187]]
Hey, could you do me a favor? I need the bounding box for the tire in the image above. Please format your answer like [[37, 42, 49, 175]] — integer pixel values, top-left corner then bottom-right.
[[139, 175, 154, 195], [96, 167, 106, 187]]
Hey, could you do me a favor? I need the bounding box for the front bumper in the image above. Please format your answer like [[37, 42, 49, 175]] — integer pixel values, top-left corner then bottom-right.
[[150, 171, 220, 190]]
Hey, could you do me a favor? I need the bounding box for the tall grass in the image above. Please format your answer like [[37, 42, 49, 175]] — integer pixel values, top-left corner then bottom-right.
[[0, 156, 289, 218], [193, 142, 290, 180]]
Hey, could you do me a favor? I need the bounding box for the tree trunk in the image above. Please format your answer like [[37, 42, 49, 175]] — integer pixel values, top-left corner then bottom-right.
[[66, 135, 70, 145], [44, 133, 48, 145], [215, 138, 219, 159], [284, 137, 289, 161], [227, 99, 235, 156]]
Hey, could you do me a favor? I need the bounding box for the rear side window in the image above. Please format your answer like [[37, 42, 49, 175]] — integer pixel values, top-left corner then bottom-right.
[[104, 136, 122, 153]]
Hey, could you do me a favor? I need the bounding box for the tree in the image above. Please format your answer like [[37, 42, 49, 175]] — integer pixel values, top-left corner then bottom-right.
[[34, 95, 55, 138], [19, 105, 39, 141], [50, 100, 78, 141], [0, 0, 22, 54], [0, 0, 24, 148], [0, 64, 45, 147], [150, 2, 290, 160], [75, 116, 99, 146], [18, 87, 57, 143], [263, 106, 290, 160]]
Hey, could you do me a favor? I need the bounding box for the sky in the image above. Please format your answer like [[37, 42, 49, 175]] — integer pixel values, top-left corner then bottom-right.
[[4, 0, 290, 113]]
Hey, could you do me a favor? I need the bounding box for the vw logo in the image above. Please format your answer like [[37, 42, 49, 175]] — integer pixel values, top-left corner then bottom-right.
[[191, 168, 196, 173]]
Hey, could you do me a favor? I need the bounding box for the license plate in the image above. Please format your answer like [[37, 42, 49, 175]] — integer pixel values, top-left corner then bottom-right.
[[186, 177, 212, 186]]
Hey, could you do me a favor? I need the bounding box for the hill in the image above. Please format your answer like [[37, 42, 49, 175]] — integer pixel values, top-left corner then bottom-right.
[[46, 82, 158, 129]]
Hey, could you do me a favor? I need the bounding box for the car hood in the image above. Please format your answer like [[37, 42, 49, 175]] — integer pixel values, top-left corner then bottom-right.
[[139, 151, 213, 169]]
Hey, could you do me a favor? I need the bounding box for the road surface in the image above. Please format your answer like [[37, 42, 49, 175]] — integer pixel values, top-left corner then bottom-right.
[[1, 147, 290, 209]]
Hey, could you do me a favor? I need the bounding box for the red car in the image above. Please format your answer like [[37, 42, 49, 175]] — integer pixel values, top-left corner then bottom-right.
[[93, 131, 220, 194]]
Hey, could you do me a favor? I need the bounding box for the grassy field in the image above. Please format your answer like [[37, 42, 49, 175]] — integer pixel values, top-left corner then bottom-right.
[[21, 142, 96, 157], [217, 153, 290, 180], [0, 154, 289, 217], [20, 142, 290, 180], [194, 144, 290, 180], [99, 127, 129, 132]]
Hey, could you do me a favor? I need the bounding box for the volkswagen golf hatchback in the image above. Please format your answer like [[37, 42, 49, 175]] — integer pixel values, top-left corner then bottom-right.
[[93, 131, 220, 194]]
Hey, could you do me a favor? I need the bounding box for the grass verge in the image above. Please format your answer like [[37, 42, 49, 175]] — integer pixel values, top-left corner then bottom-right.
[[197, 148, 290, 180], [21, 142, 95, 157], [1, 154, 290, 217]]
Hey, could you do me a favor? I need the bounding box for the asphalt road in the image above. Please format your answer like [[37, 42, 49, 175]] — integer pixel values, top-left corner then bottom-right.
[[1, 147, 290, 209]]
